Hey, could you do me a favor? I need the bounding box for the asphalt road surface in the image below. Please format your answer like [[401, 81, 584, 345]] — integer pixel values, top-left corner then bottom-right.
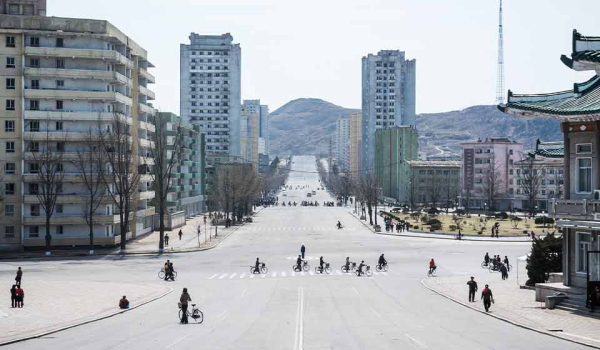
[[5, 156, 587, 350]]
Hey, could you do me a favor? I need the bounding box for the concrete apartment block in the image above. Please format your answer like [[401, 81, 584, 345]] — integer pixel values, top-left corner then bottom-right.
[[362, 50, 416, 172], [350, 112, 362, 180], [243, 99, 269, 157], [180, 33, 241, 165], [0, 3, 156, 250]]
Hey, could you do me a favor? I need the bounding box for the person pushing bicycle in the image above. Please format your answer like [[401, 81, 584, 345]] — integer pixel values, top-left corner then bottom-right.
[[180, 288, 192, 324]]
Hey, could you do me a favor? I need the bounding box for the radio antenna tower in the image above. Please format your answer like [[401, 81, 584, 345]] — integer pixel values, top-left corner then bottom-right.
[[495, 0, 505, 104]]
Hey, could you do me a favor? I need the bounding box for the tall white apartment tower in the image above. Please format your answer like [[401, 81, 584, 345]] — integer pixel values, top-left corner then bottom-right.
[[242, 99, 269, 156], [180, 33, 241, 160], [361, 50, 416, 172], [334, 116, 351, 172]]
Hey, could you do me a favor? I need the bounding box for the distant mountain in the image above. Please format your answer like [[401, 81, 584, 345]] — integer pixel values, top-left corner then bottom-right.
[[268, 100, 563, 157], [269, 98, 359, 156]]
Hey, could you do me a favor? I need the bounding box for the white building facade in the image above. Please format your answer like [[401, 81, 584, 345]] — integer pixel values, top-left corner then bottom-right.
[[334, 116, 351, 172], [243, 99, 269, 158], [180, 33, 241, 160], [361, 50, 416, 172]]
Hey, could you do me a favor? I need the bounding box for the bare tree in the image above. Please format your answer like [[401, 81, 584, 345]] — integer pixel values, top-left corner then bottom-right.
[[330, 174, 353, 205], [517, 156, 545, 217], [73, 127, 106, 254], [26, 120, 66, 255], [356, 171, 381, 226], [427, 171, 443, 209], [443, 171, 459, 214], [480, 155, 502, 211], [146, 113, 183, 252], [99, 112, 140, 251], [404, 167, 418, 211]]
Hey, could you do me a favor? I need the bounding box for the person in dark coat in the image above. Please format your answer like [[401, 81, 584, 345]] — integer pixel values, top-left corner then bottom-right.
[[10, 285, 17, 308], [481, 284, 494, 312], [467, 277, 478, 302], [165, 233, 170, 247], [500, 264, 508, 280], [178, 230, 183, 240], [15, 267, 22, 285], [119, 296, 129, 309], [300, 244, 306, 259], [589, 286, 600, 312]]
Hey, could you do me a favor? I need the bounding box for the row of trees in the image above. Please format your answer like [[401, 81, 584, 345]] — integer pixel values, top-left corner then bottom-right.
[[26, 112, 186, 255]]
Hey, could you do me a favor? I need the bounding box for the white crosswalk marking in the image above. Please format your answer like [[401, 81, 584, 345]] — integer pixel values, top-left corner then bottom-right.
[[240, 273, 246, 279], [272, 272, 277, 278], [381, 272, 388, 276], [291, 271, 295, 277], [336, 270, 342, 275], [261, 273, 267, 278], [309, 270, 314, 276], [219, 273, 228, 280], [300, 271, 305, 276], [250, 274, 254, 279], [372, 271, 379, 276], [282, 272, 286, 277], [208, 273, 219, 280], [229, 273, 237, 279]]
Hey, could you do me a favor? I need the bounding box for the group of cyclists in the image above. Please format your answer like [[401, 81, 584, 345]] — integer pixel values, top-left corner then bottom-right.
[[483, 252, 510, 271]]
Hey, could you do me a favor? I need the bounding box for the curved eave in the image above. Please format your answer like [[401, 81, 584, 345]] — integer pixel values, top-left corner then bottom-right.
[[501, 105, 600, 122]]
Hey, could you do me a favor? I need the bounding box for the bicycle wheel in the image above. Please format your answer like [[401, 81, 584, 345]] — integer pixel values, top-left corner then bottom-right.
[[325, 266, 331, 274], [192, 309, 204, 324], [261, 266, 268, 274], [173, 271, 178, 279], [341, 265, 347, 273], [250, 267, 255, 274], [365, 269, 372, 277], [314, 267, 320, 274], [303, 264, 310, 272], [508, 264, 512, 272], [481, 262, 487, 268], [489, 267, 495, 273], [178, 308, 184, 322], [158, 270, 165, 279], [383, 264, 388, 272], [376, 265, 383, 272]]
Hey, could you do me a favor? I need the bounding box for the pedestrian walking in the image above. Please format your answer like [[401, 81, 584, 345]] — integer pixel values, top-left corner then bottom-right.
[[15, 285, 24, 308], [503, 256, 510, 271], [180, 288, 192, 324], [10, 285, 17, 308], [481, 284, 494, 312], [467, 277, 478, 302], [178, 230, 183, 240], [203, 216, 207, 224], [300, 244, 306, 259], [500, 264, 508, 280], [589, 286, 600, 312], [15, 267, 22, 285], [165, 233, 170, 247]]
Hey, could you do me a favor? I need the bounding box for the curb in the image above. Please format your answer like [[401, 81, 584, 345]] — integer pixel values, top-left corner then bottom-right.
[[420, 279, 600, 349], [0, 286, 174, 346], [347, 212, 531, 243]]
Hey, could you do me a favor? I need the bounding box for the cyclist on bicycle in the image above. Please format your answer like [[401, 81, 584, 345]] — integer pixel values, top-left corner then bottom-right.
[[254, 258, 261, 274], [378, 254, 387, 267], [163, 260, 170, 281], [357, 260, 365, 276], [345, 257, 351, 271], [167, 261, 175, 281], [429, 258, 436, 274], [180, 288, 191, 324], [296, 255, 303, 271], [336, 221, 343, 229], [319, 256, 325, 272]]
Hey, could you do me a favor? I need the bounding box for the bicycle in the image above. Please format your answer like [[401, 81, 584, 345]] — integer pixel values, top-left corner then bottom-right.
[[376, 263, 388, 272], [158, 269, 178, 280], [178, 303, 203, 324], [341, 262, 356, 273], [315, 263, 331, 274], [427, 267, 436, 277], [356, 266, 372, 277], [293, 260, 310, 272], [480, 261, 491, 269], [250, 263, 268, 274]]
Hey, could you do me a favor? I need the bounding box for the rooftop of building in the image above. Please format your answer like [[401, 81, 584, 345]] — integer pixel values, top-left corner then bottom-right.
[[560, 29, 600, 70], [187, 32, 237, 46], [460, 137, 521, 145], [406, 160, 461, 168]]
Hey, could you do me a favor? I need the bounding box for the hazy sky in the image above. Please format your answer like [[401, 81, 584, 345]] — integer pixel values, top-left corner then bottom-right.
[[52, 0, 599, 114]]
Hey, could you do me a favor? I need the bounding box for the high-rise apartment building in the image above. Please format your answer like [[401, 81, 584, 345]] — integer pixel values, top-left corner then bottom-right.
[[0, 1, 156, 250], [349, 112, 362, 180], [180, 33, 241, 163], [362, 50, 416, 172], [333, 116, 351, 172], [243, 99, 269, 157], [240, 105, 259, 172]]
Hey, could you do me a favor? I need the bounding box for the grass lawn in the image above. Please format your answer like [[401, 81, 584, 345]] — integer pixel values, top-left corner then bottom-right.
[[385, 212, 556, 237]]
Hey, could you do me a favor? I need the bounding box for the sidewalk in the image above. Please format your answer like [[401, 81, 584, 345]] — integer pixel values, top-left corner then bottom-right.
[[423, 272, 600, 348], [348, 210, 538, 242], [0, 281, 171, 345]]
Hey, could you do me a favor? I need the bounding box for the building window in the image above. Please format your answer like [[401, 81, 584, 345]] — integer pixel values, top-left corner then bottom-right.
[[56, 226, 64, 234], [56, 100, 63, 110], [6, 36, 15, 48], [56, 121, 63, 131], [30, 204, 40, 216], [31, 79, 39, 89], [29, 58, 39, 68], [56, 204, 63, 214], [5, 205, 14, 216], [29, 37, 39, 47], [30, 100, 39, 110], [5, 226, 15, 237], [577, 143, 592, 154], [56, 59, 65, 69], [29, 226, 39, 237], [577, 158, 592, 193], [5, 162, 15, 174], [5, 120, 15, 132], [56, 38, 64, 47], [6, 57, 15, 68], [6, 99, 15, 110], [5, 141, 15, 153], [56, 142, 65, 152], [577, 232, 592, 273], [56, 80, 64, 88], [29, 120, 39, 132], [29, 163, 39, 173], [5, 183, 15, 195], [6, 78, 15, 89]]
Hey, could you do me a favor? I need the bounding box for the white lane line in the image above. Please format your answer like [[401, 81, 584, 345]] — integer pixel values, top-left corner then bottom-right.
[[405, 334, 428, 348], [229, 273, 237, 279], [282, 271, 287, 277], [335, 270, 342, 275], [241, 288, 247, 299], [166, 333, 191, 349], [261, 273, 267, 278], [0, 308, 8, 317], [294, 286, 305, 350], [208, 273, 219, 280], [250, 274, 254, 279], [291, 271, 296, 277], [372, 271, 379, 276], [272, 272, 278, 278], [309, 270, 314, 276], [240, 273, 246, 279], [300, 271, 305, 276], [218, 273, 228, 280], [352, 287, 360, 297], [381, 272, 388, 276]]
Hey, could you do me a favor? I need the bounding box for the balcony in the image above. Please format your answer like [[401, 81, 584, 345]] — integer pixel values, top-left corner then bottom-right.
[[24, 89, 132, 105], [23, 194, 116, 205], [139, 85, 155, 100], [136, 207, 155, 217], [138, 190, 155, 200], [24, 110, 130, 124], [550, 199, 600, 222], [139, 102, 155, 115], [139, 120, 156, 133], [139, 68, 155, 84], [24, 131, 97, 142], [23, 214, 120, 225], [24, 68, 131, 85], [138, 138, 155, 149], [25, 47, 133, 68]]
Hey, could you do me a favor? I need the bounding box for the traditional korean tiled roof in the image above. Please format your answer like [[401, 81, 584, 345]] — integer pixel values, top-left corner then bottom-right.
[[528, 148, 564, 158], [499, 75, 600, 119], [560, 30, 600, 70], [562, 50, 600, 68]]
